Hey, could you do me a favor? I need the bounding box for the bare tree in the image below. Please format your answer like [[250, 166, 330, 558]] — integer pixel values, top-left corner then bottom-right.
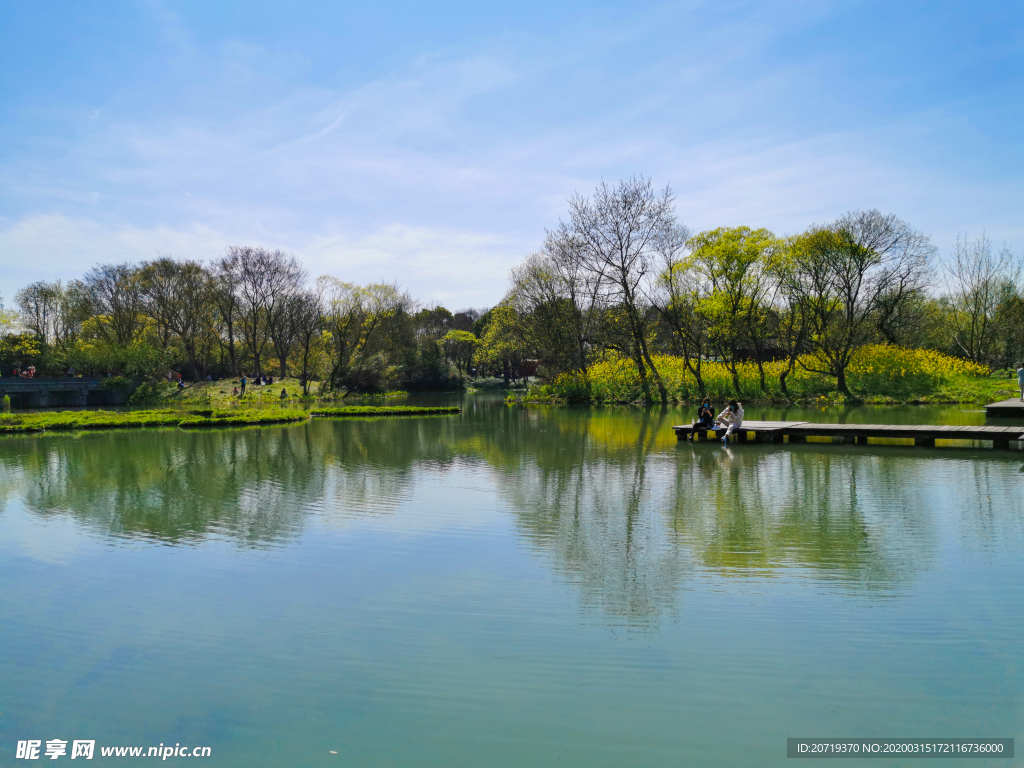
[[508, 239, 604, 376], [944, 232, 1020, 365], [169, 261, 214, 380], [83, 263, 144, 347], [292, 289, 325, 395], [16, 280, 90, 354], [649, 225, 711, 396], [557, 177, 678, 403], [219, 247, 306, 377], [211, 264, 241, 376], [267, 266, 309, 378], [16, 281, 62, 347], [138, 257, 183, 351], [766, 241, 812, 399], [796, 210, 935, 396]]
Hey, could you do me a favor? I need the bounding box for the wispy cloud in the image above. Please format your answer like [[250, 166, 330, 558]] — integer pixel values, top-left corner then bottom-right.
[[1, 1, 1021, 307]]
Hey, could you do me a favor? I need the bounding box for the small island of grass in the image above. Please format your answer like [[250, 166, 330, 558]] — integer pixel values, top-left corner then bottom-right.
[[0, 404, 461, 436]]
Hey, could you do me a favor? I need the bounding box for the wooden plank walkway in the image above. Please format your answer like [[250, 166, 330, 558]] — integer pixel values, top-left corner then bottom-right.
[[673, 420, 1024, 449], [984, 398, 1024, 417]]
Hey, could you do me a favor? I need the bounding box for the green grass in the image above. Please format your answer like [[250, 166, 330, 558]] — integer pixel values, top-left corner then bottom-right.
[[146, 377, 314, 407], [147, 378, 421, 408], [177, 409, 309, 428], [0, 404, 461, 435], [1, 409, 194, 433]]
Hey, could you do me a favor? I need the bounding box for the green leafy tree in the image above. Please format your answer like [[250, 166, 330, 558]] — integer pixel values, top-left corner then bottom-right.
[[441, 329, 479, 384], [791, 210, 934, 396], [687, 226, 783, 394], [477, 304, 528, 386]]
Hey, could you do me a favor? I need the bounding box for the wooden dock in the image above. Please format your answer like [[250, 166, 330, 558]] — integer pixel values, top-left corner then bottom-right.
[[984, 398, 1024, 417], [673, 420, 1024, 450]]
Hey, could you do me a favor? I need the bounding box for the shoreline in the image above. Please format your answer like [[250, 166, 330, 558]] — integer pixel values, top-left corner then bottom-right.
[[0, 405, 461, 436]]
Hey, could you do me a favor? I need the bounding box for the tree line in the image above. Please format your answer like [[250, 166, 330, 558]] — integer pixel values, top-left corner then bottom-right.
[[488, 178, 1023, 401], [1, 247, 483, 393], [2, 176, 1021, 399]]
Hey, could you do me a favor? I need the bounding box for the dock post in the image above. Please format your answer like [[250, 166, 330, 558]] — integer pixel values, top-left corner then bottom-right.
[[914, 437, 935, 447], [992, 439, 1010, 450]]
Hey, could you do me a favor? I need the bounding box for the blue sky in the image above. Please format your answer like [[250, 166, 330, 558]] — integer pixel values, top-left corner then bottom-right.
[[1, 0, 1021, 308]]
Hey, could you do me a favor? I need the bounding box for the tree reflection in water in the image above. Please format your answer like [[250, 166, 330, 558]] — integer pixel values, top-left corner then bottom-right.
[[3, 402, 1019, 623]]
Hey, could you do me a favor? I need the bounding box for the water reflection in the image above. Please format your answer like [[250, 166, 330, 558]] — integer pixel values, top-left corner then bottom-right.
[[1, 403, 1019, 618], [667, 443, 935, 590], [483, 408, 691, 623]]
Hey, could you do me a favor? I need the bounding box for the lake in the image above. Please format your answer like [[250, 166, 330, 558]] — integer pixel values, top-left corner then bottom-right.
[[1, 396, 1021, 766]]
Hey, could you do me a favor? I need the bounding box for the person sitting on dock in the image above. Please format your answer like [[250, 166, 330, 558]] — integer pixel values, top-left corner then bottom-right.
[[689, 397, 715, 441], [715, 400, 744, 443]]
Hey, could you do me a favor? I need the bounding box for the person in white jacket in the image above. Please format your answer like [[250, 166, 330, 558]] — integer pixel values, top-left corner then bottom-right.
[[716, 400, 744, 443]]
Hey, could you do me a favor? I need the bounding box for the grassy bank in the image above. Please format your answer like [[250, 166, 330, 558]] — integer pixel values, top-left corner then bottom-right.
[[514, 345, 1009, 405], [135, 377, 316, 407], [0, 405, 461, 435], [133, 377, 415, 408]]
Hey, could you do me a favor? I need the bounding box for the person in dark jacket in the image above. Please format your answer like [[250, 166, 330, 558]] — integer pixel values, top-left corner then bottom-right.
[[689, 397, 715, 440]]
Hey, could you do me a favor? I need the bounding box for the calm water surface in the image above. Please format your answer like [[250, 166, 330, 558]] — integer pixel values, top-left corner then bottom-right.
[[1, 396, 1021, 766]]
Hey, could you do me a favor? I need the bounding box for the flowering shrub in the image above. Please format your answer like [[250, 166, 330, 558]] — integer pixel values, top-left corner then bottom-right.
[[530, 345, 989, 403]]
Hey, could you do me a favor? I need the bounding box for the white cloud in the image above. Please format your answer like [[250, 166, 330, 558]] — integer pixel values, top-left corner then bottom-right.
[[2, 3, 1022, 311], [0, 214, 526, 309]]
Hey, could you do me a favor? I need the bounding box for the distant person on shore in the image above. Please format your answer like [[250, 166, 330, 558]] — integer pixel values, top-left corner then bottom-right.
[[1017, 363, 1024, 401], [715, 400, 744, 444], [240, 374, 247, 396], [689, 397, 715, 441], [280, 388, 287, 400], [232, 386, 239, 397]]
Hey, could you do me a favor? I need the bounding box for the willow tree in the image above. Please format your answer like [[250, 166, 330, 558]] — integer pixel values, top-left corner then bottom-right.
[[507, 244, 601, 377], [318, 278, 413, 392], [686, 226, 783, 395], [649, 224, 709, 395], [476, 304, 528, 386], [554, 177, 678, 403], [441, 329, 479, 384], [793, 210, 934, 396]]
